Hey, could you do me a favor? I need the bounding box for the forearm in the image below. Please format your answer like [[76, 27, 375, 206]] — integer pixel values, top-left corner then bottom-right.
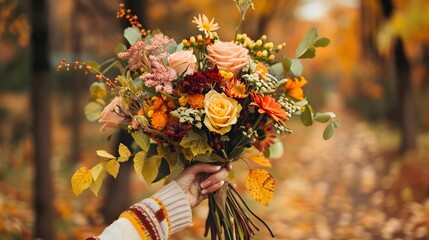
[[86, 181, 193, 240]]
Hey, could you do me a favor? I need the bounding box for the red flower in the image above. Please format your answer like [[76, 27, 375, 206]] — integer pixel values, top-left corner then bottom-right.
[[250, 92, 287, 124], [181, 66, 222, 94], [254, 126, 276, 152], [164, 119, 191, 138]]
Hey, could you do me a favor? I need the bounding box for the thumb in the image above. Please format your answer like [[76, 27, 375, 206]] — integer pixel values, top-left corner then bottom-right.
[[185, 163, 221, 175]]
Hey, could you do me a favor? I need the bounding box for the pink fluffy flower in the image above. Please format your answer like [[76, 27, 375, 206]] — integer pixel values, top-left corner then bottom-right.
[[140, 55, 177, 94], [117, 41, 148, 71]]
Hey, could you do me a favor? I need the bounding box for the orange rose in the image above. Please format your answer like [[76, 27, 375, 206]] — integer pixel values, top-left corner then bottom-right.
[[204, 90, 242, 135], [207, 41, 248, 75]]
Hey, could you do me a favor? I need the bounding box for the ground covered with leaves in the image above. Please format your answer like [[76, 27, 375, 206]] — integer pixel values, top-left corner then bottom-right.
[[1, 93, 429, 239]]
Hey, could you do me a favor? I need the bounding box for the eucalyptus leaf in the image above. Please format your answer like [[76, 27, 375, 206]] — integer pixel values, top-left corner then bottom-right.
[[314, 112, 332, 123], [314, 37, 331, 47], [295, 27, 318, 58], [124, 27, 141, 45], [290, 59, 303, 77], [323, 122, 335, 140], [299, 47, 316, 59], [332, 119, 341, 128], [301, 104, 313, 126], [269, 62, 284, 78], [282, 58, 292, 72]]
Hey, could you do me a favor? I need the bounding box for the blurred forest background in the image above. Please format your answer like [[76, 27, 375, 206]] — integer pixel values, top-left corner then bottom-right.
[[1, 0, 429, 239]]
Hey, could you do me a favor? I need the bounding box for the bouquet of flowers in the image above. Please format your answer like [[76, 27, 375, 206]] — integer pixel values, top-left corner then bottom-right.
[[60, 0, 339, 239]]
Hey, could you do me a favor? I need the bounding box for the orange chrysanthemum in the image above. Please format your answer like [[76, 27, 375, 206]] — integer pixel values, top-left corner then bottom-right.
[[250, 92, 287, 123], [223, 79, 248, 98], [187, 94, 205, 109], [284, 76, 308, 101], [151, 111, 168, 131], [152, 97, 167, 112]]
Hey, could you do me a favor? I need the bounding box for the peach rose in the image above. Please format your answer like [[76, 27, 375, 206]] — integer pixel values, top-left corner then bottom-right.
[[168, 50, 198, 76], [99, 97, 129, 131], [207, 41, 248, 75], [204, 90, 242, 135]]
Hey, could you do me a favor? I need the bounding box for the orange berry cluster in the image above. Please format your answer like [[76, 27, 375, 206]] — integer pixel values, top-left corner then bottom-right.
[[56, 59, 91, 74], [116, 3, 150, 37]]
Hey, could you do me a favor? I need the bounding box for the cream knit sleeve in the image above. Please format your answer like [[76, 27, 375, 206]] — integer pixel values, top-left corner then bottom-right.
[[86, 181, 193, 240]]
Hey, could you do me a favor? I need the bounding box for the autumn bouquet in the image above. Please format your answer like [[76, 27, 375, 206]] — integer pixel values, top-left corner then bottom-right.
[[60, 0, 339, 239]]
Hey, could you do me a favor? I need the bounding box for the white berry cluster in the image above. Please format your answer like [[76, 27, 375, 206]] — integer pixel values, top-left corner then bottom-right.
[[242, 72, 287, 94], [278, 96, 300, 118], [241, 127, 258, 143], [272, 122, 293, 135], [170, 107, 205, 129]]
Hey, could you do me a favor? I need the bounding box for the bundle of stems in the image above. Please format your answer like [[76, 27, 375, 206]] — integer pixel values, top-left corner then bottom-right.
[[204, 183, 275, 240]]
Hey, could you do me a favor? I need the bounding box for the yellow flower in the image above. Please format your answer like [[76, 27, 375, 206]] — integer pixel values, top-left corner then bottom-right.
[[151, 111, 168, 131], [254, 64, 268, 79], [220, 70, 234, 83], [192, 14, 219, 38], [284, 77, 308, 101], [179, 95, 189, 107], [204, 90, 242, 135]]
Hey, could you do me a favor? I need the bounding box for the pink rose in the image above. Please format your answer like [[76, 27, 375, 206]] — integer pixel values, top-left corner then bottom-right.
[[168, 50, 198, 76], [99, 97, 130, 131], [207, 41, 249, 75]]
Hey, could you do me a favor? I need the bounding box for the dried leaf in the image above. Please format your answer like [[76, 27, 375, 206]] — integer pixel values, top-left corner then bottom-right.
[[131, 131, 150, 152], [118, 143, 131, 162], [133, 151, 146, 177], [90, 163, 105, 181], [90, 171, 105, 196], [71, 167, 93, 195], [96, 150, 116, 159], [248, 153, 272, 167], [106, 159, 120, 178], [245, 169, 275, 206], [143, 155, 162, 184]]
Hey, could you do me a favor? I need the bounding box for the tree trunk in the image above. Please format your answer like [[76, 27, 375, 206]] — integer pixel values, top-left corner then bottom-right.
[[102, 1, 147, 223], [31, 0, 54, 239], [380, 0, 417, 153], [70, 0, 86, 164]]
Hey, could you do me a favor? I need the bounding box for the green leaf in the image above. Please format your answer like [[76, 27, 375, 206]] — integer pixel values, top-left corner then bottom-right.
[[124, 27, 141, 45], [295, 27, 318, 58], [131, 131, 151, 152], [332, 119, 341, 128], [314, 37, 330, 47], [313, 112, 332, 123], [143, 155, 162, 184], [164, 158, 185, 184], [323, 122, 335, 140], [180, 128, 213, 156], [301, 104, 313, 126], [290, 59, 303, 77], [153, 159, 171, 183], [299, 47, 316, 59], [269, 62, 284, 77], [282, 58, 292, 72], [84, 99, 105, 122], [114, 43, 127, 55], [133, 151, 146, 177]]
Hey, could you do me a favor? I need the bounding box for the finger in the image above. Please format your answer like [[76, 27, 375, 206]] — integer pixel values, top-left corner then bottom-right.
[[184, 163, 221, 175], [201, 180, 225, 194], [200, 168, 228, 188], [226, 163, 233, 172]]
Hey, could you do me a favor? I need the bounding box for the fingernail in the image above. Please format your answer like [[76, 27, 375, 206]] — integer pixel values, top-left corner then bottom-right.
[[201, 189, 208, 194], [215, 165, 221, 170], [201, 180, 211, 188]]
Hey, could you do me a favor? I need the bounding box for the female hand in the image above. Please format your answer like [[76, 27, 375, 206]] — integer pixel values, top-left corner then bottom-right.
[[175, 163, 232, 208]]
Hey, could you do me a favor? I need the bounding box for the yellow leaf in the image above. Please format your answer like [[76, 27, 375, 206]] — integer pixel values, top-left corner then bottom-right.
[[71, 167, 93, 195], [245, 169, 275, 206], [133, 151, 146, 177], [96, 150, 116, 159], [90, 171, 105, 196], [106, 159, 120, 178], [248, 153, 272, 167], [143, 155, 162, 184], [90, 163, 105, 181], [119, 143, 131, 157]]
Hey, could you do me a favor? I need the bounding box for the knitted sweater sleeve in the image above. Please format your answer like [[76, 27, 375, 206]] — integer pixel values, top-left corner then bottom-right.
[[85, 181, 193, 240]]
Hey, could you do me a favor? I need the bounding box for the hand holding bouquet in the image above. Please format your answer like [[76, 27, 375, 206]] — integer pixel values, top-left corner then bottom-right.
[[60, 0, 339, 239]]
